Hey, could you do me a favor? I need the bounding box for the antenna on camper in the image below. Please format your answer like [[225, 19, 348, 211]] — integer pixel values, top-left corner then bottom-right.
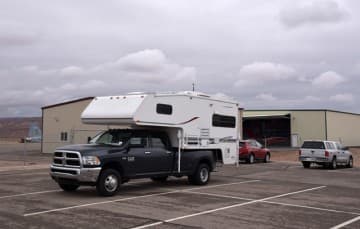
[[192, 83, 195, 92]]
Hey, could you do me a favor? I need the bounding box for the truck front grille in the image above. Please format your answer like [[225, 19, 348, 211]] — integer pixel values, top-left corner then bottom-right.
[[53, 151, 81, 168]]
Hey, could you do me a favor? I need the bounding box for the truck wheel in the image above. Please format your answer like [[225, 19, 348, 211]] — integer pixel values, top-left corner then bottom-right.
[[302, 162, 311, 168], [347, 157, 353, 168], [329, 157, 337, 170], [264, 153, 270, 163], [96, 169, 121, 196], [248, 154, 255, 164], [188, 163, 210, 185], [151, 176, 168, 182], [58, 183, 79, 192]]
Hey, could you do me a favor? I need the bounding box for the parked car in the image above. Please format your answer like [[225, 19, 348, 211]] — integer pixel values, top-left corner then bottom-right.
[[299, 140, 353, 169], [239, 139, 271, 164]]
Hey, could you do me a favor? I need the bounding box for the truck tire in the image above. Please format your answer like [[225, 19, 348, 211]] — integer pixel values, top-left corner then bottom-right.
[[302, 162, 311, 168], [96, 169, 121, 196], [151, 176, 168, 182], [347, 156, 353, 168], [188, 163, 210, 185], [329, 157, 337, 170], [58, 183, 79, 192]]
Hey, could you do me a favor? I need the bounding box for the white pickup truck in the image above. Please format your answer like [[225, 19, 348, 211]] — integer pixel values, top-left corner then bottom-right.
[[299, 140, 353, 169]]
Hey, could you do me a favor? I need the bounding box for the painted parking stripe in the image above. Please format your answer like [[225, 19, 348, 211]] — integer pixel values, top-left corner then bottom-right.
[[0, 189, 60, 199], [0, 179, 170, 200], [330, 216, 360, 229], [184, 180, 260, 191], [184, 190, 254, 201], [264, 201, 360, 217], [131, 186, 326, 229], [185, 190, 360, 216], [24, 179, 260, 217]]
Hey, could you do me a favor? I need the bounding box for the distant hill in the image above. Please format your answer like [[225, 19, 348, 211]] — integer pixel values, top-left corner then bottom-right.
[[0, 117, 42, 141]]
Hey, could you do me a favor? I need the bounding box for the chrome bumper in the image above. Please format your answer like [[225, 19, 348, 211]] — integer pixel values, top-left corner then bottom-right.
[[50, 165, 101, 183], [299, 156, 331, 163]]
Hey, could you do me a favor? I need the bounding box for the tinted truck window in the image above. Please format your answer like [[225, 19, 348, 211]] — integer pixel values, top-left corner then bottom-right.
[[301, 141, 325, 149]]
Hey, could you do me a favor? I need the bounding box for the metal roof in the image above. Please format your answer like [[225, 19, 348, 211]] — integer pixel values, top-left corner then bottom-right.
[[41, 97, 94, 110]]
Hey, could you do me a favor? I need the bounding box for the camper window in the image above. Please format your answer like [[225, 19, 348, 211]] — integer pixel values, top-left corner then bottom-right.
[[212, 114, 236, 128], [156, 104, 172, 115]]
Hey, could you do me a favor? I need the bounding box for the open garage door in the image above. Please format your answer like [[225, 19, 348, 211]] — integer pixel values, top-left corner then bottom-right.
[[243, 113, 291, 147]]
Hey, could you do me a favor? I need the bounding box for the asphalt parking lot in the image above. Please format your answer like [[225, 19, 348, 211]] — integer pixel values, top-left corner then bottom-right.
[[0, 160, 360, 229]]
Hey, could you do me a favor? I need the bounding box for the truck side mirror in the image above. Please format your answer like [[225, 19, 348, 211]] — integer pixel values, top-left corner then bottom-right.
[[87, 137, 92, 143]]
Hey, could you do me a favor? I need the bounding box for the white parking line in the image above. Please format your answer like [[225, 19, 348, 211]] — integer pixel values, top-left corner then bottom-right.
[[264, 201, 360, 217], [183, 190, 253, 201], [185, 191, 360, 216], [0, 190, 60, 199], [24, 179, 260, 217], [330, 216, 360, 229], [131, 186, 326, 229], [0, 179, 178, 200]]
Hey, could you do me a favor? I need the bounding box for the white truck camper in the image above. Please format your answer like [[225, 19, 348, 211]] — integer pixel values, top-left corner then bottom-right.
[[81, 91, 241, 167]]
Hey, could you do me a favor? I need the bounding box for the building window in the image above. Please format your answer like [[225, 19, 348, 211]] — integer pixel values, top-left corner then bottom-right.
[[212, 114, 236, 128], [156, 104, 173, 115], [60, 132, 68, 141]]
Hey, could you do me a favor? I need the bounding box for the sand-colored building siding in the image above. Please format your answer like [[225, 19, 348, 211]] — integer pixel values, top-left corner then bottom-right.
[[291, 111, 326, 145], [326, 111, 360, 146], [42, 98, 107, 153]]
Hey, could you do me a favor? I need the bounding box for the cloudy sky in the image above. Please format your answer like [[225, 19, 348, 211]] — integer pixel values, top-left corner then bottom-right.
[[1, 0, 360, 117]]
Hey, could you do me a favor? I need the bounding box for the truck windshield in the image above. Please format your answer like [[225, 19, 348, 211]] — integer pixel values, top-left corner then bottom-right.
[[90, 130, 131, 146]]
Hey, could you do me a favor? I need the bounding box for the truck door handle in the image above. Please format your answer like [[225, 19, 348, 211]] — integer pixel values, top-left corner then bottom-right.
[[144, 151, 151, 154]]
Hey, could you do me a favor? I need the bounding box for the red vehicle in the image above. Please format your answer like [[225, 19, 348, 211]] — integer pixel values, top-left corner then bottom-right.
[[239, 139, 271, 164]]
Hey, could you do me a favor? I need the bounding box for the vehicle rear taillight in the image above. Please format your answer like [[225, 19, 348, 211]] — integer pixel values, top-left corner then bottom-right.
[[325, 151, 329, 157], [299, 150, 301, 156]]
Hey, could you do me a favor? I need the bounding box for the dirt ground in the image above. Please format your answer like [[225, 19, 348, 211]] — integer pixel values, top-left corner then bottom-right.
[[270, 147, 360, 167]]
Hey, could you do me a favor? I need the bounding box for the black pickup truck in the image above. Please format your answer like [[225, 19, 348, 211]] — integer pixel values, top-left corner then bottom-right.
[[50, 129, 216, 196]]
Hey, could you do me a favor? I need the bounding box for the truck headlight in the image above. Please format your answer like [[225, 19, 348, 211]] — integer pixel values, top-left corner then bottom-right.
[[82, 156, 101, 166]]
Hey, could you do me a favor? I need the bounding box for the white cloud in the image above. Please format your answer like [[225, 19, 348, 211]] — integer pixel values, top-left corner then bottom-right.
[[115, 49, 167, 73], [0, 22, 39, 46], [235, 62, 296, 87], [22, 65, 39, 72], [304, 95, 321, 102], [60, 83, 77, 91], [60, 66, 84, 76], [212, 92, 234, 101], [312, 71, 346, 88], [255, 93, 277, 101], [280, 0, 349, 28], [98, 49, 197, 84], [329, 93, 354, 103], [80, 80, 107, 90]]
